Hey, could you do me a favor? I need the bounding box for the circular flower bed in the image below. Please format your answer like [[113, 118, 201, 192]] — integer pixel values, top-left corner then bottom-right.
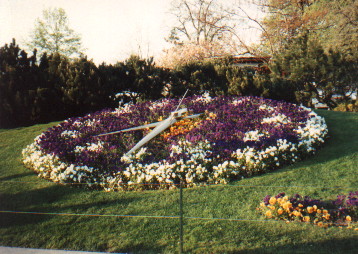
[[22, 95, 328, 191]]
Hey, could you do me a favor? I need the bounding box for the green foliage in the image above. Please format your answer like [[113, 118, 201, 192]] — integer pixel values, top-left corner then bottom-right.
[[169, 61, 228, 97], [334, 101, 358, 113], [269, 34, 357, 109], [0, 39, 44, 127], [0, 41, 115, 127], [312, 0, 358, 60], [121, 55, 170, 102], [28, 7, 84, 58], [259, 0, 358, 61], [1, 39, 299, 128]]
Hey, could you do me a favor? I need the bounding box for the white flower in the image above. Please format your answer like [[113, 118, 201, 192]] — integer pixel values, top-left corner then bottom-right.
[[60, 130, 80, 139]]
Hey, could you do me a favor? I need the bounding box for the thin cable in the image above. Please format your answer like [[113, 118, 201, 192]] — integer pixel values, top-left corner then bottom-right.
[[0, 210, 179, 219], [0, 211, 348, 226], [0, 180, 180, 186], [0, 180, 353, 189]]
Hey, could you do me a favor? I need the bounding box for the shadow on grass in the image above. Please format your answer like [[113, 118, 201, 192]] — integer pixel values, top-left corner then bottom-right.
[[0, 184, 138, 228], [235, 236, 358, 254], [0, 172, 35, 181]]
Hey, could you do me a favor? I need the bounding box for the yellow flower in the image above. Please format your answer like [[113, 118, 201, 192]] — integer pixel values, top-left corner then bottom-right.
[[283, 196, 289, 202], [269, 197, 277, 205], [277, 208, 284, 215], [323, 214, 330, 220], [282, 201, 292, 210], [307, 206, 314, 214], [277, 198, 282, 204], [346, 216, 352, 222], [268, 205, 276, 211], [298, 203, 303, 208], [313, 205, 317, 211], [317, 222, 324, 227], [292, 211, 302, 217], [323, 209, 328, 214], [260, 202, 266, 208], [304, 216, 310, 222], [265, 210, 272, 218], [317, 209, 322, 214]]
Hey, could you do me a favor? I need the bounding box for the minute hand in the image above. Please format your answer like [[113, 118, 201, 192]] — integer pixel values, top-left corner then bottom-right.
[[126, 116, 177, 156]]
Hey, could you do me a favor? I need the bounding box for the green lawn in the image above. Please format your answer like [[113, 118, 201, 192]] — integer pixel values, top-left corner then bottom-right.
[[0, 110, 357, 253]]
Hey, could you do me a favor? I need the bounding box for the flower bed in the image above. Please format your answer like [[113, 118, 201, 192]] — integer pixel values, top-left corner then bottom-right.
[[22, 95, 328, 191], [258, 192, 358, 229]]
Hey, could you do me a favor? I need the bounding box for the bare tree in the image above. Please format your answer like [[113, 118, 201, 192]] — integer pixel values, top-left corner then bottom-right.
[[168, 0, 235, 45]]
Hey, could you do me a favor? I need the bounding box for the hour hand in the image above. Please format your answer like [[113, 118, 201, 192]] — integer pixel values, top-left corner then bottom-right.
[[96, 121, 161, 137], [181, 113, 202, 120]]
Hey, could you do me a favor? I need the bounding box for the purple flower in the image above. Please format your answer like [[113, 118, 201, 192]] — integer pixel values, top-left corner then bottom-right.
[[27, 95, 327, 189]]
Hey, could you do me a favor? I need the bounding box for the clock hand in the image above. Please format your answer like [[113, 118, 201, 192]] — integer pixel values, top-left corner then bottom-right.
[[125, 115, 177, 155], [181, 113, 202, 120], [97, 109, 199, 137], [174, 89, 189, 112], [96, 105, 202, 156], [96, 121, 161, 137]]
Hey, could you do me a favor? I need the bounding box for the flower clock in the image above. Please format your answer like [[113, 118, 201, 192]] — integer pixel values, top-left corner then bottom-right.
[[22, 95, 328, 191]]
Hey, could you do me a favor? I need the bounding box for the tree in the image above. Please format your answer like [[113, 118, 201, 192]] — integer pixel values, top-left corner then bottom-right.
[[254, 0, 327, 54], [168, 0, 235, 45], [313, 0, 358, 59], [255, 0, 358, 58], [159, 40, 236, 69], [270, 34, 357, 109], [161, 0, 241, 69], [28, 7, 84, 58]]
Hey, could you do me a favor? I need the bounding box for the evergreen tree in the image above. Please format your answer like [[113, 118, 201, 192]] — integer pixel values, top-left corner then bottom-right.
[[270, 34, 357, 109], [0, 39, 36, 127]]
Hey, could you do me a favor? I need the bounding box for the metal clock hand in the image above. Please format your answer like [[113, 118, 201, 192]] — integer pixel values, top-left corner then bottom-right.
[[96, 121, 161, 137], [97, 108, 202, 156], [96, 90, 203, 156]]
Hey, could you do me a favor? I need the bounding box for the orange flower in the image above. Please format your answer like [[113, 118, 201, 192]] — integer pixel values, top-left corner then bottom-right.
[[317, 222, 324, 227], [292, 211, 302, 217], [298, 203, 303, 208], [346, 216, 352, 222], [313, 205, 317, 211], [304, 216, 310, 222], [323, 209, 328, 214], [277, 208, 284, 215], [306, 206, 314, 214], [317, 209, 322, 214], [265, 210, 272, 218], [323, 214, 330, 220], [282, 202, 292, 210], [268, 205, 276, 210], [269, 197, 277, 205]]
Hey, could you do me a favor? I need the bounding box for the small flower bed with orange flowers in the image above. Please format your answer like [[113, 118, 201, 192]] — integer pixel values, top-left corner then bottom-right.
[[258, 192, 358, 230]]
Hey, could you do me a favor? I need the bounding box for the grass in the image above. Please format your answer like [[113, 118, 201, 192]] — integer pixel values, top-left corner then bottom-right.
[[0, 110, 357, 253]]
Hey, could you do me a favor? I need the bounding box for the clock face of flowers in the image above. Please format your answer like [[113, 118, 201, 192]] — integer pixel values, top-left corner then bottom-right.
[[22, 95, 328, 191]]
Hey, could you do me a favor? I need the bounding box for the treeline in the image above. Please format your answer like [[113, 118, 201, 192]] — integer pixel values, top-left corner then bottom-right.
[[1, 39, 356, 128], [0, 40, 170, 127]]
